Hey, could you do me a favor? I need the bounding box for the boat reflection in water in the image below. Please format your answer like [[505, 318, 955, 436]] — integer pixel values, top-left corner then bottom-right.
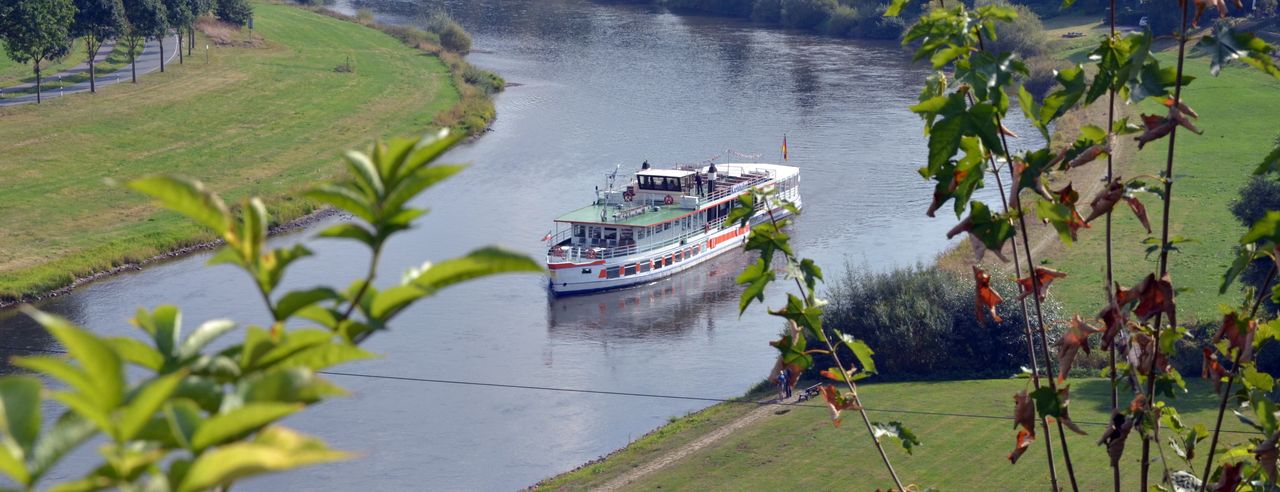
[[547, 249, 754, 341]]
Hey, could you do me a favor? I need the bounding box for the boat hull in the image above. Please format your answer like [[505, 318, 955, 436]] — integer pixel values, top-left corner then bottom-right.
[[547, 199, 799, 296]]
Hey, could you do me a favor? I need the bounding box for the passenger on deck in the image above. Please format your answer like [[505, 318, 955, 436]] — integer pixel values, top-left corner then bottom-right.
[[695, 173, 703, 196]]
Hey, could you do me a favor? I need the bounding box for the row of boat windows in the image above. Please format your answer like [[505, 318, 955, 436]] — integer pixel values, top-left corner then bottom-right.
[[573, 201, 741, 247], [603, 245, 702, 279]]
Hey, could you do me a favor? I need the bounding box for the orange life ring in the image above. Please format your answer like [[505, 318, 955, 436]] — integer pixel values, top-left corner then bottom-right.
[[624, 191, 635, 202], [663, 195, 674, 205], [587, 249, 597, 259]]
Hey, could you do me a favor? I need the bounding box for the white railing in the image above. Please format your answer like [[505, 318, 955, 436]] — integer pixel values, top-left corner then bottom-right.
[[548, 216, 734, 262]]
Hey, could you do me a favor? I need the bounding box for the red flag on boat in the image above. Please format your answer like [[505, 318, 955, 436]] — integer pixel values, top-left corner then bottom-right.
[[782, 135, 788, 161], [542, 230, 552, 242]]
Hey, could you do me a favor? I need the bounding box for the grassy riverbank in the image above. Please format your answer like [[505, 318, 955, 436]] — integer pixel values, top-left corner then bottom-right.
[[0, 1, 490, 302], [1043, 53, 1280, 322], [533, 378, 1249, 490]]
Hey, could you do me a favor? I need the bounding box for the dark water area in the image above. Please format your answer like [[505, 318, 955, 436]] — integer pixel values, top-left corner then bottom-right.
[[0, 0, 1040, 489]]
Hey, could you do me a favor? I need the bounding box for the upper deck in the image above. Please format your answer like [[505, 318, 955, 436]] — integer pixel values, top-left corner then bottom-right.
[[554, 163, 799, 227]]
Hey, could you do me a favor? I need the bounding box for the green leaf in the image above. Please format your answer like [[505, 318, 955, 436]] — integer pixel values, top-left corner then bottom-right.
[[410, 247, 542, 296], [250, 330, 333, 371], [369, 285, 426, 321], [317, 223, 377, 247], [164, 400, 202, 451], [118, 371, 186, 441], [871, 422, 921, 454], [107, 337, 165, 371], [134, 305, 181, 359], [884, 0, 908, 17], [179, 427, 349, 492], [274, 343, 377, 371], [29, 412, 95, 482], [1242, 364, 1275, 392], [238, 368, 346, 405], [0, 445, 27, 486], [396, 130, 463, 181], [178, 320, 237, 360], [836, 332, 877, 375], [0, 376, 42, 454], [381, 164, 466, 217], [927, 116, 965, 176], [1242, 211, 1280, 245], [342, 150, 385, 199], [735, 258, 774, 315], [241, 198, 269, 261], [274, 288, 341, 322], [1255, 141, 1280, 175], [305, 185, 375, 223], [20, 309, 123, 411], [1197, 25, 1280, 78], [49, 392, 113, 439], [1039, 65, 1085, 127], [1030, 386, 1064, 418], [126, 176, 232, 236], [191, 403, 302, 453]]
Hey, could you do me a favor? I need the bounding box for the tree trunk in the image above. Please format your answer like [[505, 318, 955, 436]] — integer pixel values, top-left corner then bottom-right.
[[87, 36, 97, 93], [131, 50, 137, 83], [188, 27, 194, 56], [34, 64, 41, 104], [159, 36, 165, 72], [178, 32, 183, 64]]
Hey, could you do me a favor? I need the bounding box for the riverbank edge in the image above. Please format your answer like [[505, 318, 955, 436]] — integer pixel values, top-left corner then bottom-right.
[[0, 3, 502, 310]]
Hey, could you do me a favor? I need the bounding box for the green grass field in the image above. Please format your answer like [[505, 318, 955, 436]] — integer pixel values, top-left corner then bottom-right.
[[537, 378, 1254, 491], [0, 2, 461, 300], [1045, 52, 1280, 323]]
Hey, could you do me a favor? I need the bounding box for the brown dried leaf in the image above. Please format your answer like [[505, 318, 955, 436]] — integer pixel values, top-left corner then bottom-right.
[[1133, 273, 1176, 329], [1009, 391, 1037, 464], [1097, 411, 1134, 467], [1067, 144, 1108, 169], [1135, 114, 1176, 150], [820, 384, 860, 428], [1257, 431, 1279, 485], [1098, 301, 1126, 351], [1017, 267, 1068, 302], [974, 266, 1004, 324], [1085, 178, 1125, 224], [1202, 347, 1231, 395], [1056, 386, 1087, 435], [1128, 331, 1171, 376], [1058, 315, 1101, 384], [1122, 196, 1153, 233], [1212, 462, 1243, 491], [1212, 313, 1257, 363]]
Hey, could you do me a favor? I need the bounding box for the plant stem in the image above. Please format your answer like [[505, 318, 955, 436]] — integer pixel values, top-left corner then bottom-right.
[[345, 247, 383, 344], [982, 120, 1062, 490], [1140, 0, 1192, 486], [763, 204, 905, 491], [1198, 263, 1278, 491], [1105, 0, 1121, 487]]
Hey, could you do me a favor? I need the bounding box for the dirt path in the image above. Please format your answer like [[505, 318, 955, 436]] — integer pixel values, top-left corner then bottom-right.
[[595, 397, 787, 491]]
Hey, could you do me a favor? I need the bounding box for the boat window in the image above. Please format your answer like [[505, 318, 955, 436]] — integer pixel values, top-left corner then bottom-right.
[[573, 225, 585, 239], [606, 266, 620, 279], [674, 251, 682, 262], [663, 222, 671, 231], [620, 228, 634, 245], [653, 257, 662, 269], [636, 228, 646, 240], [604, 228, 618, 246], [624, 264, 636, 276], [666, 255, 674, 265], [588, 227, 602, 246], [638, 262, 651, 273]]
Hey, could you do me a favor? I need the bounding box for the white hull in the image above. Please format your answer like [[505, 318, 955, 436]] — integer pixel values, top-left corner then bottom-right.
[[547, 199, 799, 295]]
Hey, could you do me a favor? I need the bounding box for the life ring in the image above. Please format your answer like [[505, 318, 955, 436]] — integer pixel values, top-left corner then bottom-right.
[[663, 195, 674, 205], [587, 249, 597, 259], [623, 191, 635, 202]]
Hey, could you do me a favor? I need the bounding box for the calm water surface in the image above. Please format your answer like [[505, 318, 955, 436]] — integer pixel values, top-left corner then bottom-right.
[[0, 1, 1039, 489]]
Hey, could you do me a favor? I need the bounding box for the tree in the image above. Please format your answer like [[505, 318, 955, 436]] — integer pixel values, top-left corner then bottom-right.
[[70, 0, 126, 93], [214, 0, 250, 27], [0, 0, 76, 104], [164, 0, 192, 64], [122, 0, 167, 83], [182, 0, 209, 56]]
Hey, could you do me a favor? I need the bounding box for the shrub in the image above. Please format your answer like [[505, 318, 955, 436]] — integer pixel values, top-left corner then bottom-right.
[[823, 4, 859, 36], [850, 5, 906, 39], [355, 8, 373, 24], [1230, 170, 1280, 314], [815, 263, 1063, 380], [1020, 55, 1070, 98], [752, 0, 782, 22], [214, 0, 251, 26], [1256, 0, 1278, 17], [424, 12, 471, 53], [781, 0, 837, 29], [974, 0, 1049, 58]]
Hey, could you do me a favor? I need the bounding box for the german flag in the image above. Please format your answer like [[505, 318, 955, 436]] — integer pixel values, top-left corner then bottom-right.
[[782, 135, 788, 161]]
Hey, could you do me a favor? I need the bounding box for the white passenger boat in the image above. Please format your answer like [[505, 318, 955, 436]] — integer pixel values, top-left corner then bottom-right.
[[545, 161, 801, 295]]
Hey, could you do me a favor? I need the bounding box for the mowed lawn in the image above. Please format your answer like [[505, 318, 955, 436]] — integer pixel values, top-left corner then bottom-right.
[[0, 2, 460, 299], [539, 378, 1253, 491], [1044, 52, 1280, 323]]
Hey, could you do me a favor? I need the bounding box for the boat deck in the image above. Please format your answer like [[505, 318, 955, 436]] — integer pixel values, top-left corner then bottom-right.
[[555, 203, 689, 226]]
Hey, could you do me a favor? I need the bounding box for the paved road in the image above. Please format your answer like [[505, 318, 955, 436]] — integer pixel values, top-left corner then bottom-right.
[[0, 34, 180, 107]]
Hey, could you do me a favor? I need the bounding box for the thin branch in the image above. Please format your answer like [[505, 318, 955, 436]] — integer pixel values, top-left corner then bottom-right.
[[764, 204, 906, 491], [1106, 0, 1121, 487], [1198, 263, 1279, 491], [1140, 0, 1193, 486]]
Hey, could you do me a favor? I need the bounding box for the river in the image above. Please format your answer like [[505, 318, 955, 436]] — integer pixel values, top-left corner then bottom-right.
[[0, 1, 1039, 489]]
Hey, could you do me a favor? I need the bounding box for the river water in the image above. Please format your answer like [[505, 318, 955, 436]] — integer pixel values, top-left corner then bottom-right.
[[0, 1, 1039, 489]]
